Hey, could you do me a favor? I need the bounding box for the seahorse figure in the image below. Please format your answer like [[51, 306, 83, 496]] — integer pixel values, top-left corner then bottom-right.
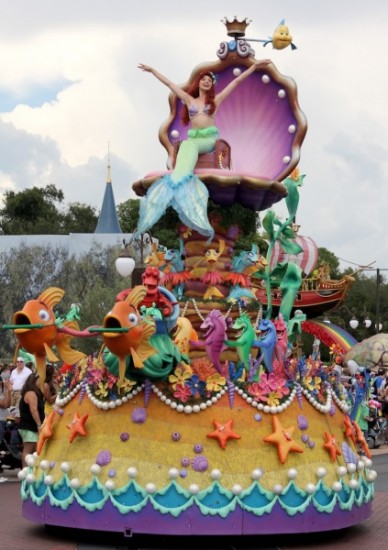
[[189, 310, 227, 374]]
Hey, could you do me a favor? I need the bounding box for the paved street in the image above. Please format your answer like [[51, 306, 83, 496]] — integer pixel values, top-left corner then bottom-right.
[[1, 449, 387, 550]]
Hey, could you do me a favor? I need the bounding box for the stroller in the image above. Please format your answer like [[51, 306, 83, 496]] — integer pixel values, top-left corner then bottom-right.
[[0, 410, 23, 472], [366, 400, 387, 449]]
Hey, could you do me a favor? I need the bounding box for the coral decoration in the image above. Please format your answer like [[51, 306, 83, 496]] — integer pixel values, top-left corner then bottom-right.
[[343, 415, 357, 445], [67, 412, 89, 443], [323, 432, 342, 462], [352, 421, 372, 459], [207, 418, 241, 449], [263, 416, 304, 464], [37, 410, 56, 455]]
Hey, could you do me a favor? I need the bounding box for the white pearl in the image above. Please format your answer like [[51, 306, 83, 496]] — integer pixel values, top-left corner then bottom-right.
[[332, 481, 342, 492], [233, 67, 242, 77], [211, 396, 218, 403], [337, 466, 347, 477], [348, 479, 359, 490], [211, 469, 221, 480], [105, 480, 115, 491], [262, 74, 270, 84], [288, 124, 296, 133], [109, 401, 116, 409], [61, 462, 71, 473], [200, 403, 207, 410], [357, 461, 365, 471], [168, 468, 179, 479], [278, 89, 286, 98], [170, 129, 180, 139], [90, 464, 101, 475], [26, 473, 36, 484], [127, 467, 138, 478], [146, 483, 156, 493], [366, 470, 377, 482], [305, 483, 316, 495], [193, 405, 200, 413], [272, 484, 283, 495], [263, 406, 270, 414], [102, 402, 110, 410], [347, 463, 357, 474], [70, 478, 80, 489], [282, 156, 291, 164], [316, 467, 327, 478], [39, 460, 50, 471], [184, 405, 192, 414], [25, 454, 36, 467], [252, 468, 263, 480], [176, 404, 184, 412], [160, 395, 166, 402], [170, 402, 177, 409], [189, 484, 199, 495], [232, 484, 242, 495], [165, 399, 171, 406], [17, 470, 27, 480], [44, 475, 54, 485], [287, 468, 298, 480]]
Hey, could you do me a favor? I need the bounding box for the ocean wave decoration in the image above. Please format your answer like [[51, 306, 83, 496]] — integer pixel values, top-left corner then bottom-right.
[[21, 474, 373, 518]]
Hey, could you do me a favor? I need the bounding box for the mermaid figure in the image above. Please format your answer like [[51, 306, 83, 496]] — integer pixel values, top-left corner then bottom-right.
[[136, 62, 269, 240]]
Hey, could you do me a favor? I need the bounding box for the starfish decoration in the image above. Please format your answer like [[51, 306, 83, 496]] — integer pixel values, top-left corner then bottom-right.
[[37, 410, 56, 455], [263, 416, 304, 464], [67, 411, 89, 443], [343, 415, 357, 445], [207, 418, 241, 449], [352, 420, 372, 459], [323, 432, 342, 462]]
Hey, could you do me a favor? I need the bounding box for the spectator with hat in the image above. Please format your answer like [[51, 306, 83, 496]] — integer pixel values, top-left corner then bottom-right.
[[9, 357, 32, 409]]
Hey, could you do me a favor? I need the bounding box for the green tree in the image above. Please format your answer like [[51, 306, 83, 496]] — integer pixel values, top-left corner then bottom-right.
[[0, 185, 64, 234], [0, 185, 98, 235], [316, 247, 342, 279], [61, 202, 98, 233]]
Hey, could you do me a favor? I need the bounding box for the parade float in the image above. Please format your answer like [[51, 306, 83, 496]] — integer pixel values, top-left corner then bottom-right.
[[13, 17, 375, 537]]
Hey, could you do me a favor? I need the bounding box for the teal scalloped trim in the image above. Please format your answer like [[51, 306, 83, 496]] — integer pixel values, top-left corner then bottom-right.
[[21, 475, 374, 518]]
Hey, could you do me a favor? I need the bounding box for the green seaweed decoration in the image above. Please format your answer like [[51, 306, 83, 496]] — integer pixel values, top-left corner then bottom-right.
[[255, 170, 305, 321]]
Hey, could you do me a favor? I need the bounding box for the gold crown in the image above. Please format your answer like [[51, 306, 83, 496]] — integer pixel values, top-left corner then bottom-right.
[[221, 16, 251, 39]]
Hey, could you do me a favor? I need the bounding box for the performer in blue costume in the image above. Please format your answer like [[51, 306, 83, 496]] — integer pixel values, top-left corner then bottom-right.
[[137, 61, 269, 240]]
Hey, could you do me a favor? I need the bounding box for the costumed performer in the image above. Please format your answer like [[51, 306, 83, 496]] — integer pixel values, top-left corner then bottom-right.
[[136, 61, 270, 240]]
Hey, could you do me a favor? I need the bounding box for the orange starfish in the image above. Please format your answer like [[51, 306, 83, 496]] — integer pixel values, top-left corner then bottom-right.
[[263, 416, 304, 464], [343, 415, 356, 445], [352, 421, 372, 459], [37, 410, 56, 455], [323, 432, 342, 461], [207, 418, 241, 449], [67, 411, 89, 443]]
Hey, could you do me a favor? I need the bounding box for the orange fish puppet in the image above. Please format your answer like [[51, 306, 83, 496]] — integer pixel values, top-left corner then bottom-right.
[[13, 287, 86, 385], [102, 285, 157, 384]]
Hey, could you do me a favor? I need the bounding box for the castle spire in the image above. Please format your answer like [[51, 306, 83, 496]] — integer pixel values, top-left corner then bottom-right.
[[95, 143, 122, 234]]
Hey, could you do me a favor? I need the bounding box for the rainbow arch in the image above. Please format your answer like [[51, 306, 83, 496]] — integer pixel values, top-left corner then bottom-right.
[[302, 320, 358, 354]]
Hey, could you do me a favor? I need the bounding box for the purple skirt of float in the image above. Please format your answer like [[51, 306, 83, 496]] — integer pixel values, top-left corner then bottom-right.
[[23, 499, 372, 536]]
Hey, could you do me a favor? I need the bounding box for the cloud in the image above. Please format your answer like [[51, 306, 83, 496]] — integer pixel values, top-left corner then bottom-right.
[[0, 0, 387, 273]]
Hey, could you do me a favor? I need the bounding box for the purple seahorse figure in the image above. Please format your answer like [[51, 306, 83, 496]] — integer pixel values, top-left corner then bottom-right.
[[189, 310, 227, 374]]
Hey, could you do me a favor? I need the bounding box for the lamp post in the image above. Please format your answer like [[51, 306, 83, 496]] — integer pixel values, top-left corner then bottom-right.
[[115, 232, 153, 285], [329, 305, 372, 334]]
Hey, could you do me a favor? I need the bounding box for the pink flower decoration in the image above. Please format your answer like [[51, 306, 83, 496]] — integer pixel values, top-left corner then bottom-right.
[[173, 383, 192, 403]]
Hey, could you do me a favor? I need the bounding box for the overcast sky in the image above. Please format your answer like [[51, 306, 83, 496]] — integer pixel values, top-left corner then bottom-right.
[[0, 0, 387, 274]]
